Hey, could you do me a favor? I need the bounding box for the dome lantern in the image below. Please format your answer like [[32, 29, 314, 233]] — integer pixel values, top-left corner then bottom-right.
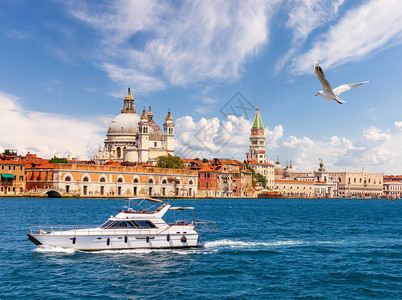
[[121, 87, 136, 114]]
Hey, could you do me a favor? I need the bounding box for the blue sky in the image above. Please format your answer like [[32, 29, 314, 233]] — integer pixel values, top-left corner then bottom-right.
[[1, 0, 402, 174]]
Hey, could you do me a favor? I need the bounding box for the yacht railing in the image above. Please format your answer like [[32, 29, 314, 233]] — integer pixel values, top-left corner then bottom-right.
[[193, 220, 219, 232], [29, 226, 156, 236]]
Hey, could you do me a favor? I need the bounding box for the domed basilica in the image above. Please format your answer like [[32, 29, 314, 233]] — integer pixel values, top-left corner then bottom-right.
[[94, 88, 175, 164]]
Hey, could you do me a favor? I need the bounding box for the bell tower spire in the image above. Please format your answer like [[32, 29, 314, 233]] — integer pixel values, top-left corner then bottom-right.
[[246, 105, 267, 163]]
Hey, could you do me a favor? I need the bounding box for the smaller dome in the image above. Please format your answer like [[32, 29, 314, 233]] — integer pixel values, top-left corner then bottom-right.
[[140, 108, 147, 120], [165, 111, 173, 121]]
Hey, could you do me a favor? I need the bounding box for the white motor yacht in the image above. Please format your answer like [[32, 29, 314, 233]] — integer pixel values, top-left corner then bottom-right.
[[28, 197, 217, 251]]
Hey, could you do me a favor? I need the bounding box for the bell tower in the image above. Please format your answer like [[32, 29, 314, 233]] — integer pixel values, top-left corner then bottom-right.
[[246, 106, 267, 163], [138, 108, 150, 162], [163, 110, 175, 155]]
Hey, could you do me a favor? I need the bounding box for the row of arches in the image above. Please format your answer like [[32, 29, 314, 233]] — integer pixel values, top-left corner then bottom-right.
[[64, 174, 194, 185]]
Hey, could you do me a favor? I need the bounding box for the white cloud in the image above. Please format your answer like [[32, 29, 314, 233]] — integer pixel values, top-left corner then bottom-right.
[[66, 0, 276, 92], [292, 0, 402, 75], [394, 121, 402, 129], [0, 91, 106, 160], [275, 0, 344, 74], [175, 113, 402, 173], [286, 0, 344, 44], [175, 114, 251, 159], [265, 125, 284, 149]]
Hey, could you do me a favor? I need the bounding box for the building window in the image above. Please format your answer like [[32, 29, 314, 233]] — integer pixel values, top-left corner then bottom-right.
[[154, 142, 157, 147], [117, 178, 123, 183], [354, 178, 356, 183], [1, 166, 4, 170], [9, 166, 11, 170], [133, 178, 139, 183], [65, 176, 71, 182], [206, 182, 209, 189], [100, 186, 104, 195], [20, 166, 23, 170], [19, 176, 23, 181], [83, 177, 89, 182], [13, 166, 16, 170], [100, 177, 106, 182], [149, 178, 154, 184], [162, 179, 167, 184]]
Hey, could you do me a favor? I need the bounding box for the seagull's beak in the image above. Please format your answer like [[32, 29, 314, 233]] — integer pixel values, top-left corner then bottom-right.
[[314, 93, 318, 96]]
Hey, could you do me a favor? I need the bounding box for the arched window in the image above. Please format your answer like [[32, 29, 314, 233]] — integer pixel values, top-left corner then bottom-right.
[[117, 178, 123, 183], [133, 178, 139, 183], [100, 177, 106, 182], [162, 179, 167, 184], [83, 177, 89, 182], [206, 182, 209, 189], [65, 176, 71, 182], [149, 178, 154, 184], [116, 147, 121, 158], [189, 180, 193, 185]]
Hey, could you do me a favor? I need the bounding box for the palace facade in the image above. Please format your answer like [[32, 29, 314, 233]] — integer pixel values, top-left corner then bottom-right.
[[26, 163, 198, 198]]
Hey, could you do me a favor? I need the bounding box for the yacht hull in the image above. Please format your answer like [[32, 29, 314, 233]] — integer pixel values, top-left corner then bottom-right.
[[28, 232, 200, 251]]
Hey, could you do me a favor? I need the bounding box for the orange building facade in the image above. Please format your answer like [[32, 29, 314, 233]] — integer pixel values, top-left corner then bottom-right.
[[0, 156, 25, 195]]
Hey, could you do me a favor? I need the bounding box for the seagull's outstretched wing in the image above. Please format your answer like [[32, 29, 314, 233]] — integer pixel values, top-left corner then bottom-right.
[[333, 81, 370, 95], [314, 60, 333, 93]]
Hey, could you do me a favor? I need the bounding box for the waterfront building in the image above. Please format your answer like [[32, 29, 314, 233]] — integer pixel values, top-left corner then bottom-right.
[[94, 89, 175, 164], [245, 106, 275, 189], [0, 150, 25, 195], [25, 162, 197, 198], [283, 160, 338, 197], [383, 175, 402, 199], [328, 170, 383, 198], [197, 159, 253, 197]]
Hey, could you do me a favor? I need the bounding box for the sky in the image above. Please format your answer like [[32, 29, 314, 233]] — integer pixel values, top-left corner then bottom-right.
[[1, 0, 402, 174]]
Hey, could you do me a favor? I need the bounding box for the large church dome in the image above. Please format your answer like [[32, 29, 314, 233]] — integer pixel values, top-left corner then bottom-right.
[[107, 113, 140, 134]]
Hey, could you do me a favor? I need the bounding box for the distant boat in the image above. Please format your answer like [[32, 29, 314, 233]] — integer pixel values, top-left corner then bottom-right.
[[258, 191, 283, 199]]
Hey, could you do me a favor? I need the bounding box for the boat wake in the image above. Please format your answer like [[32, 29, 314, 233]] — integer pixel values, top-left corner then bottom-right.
[[34, 245, 76, 254], [204, 239, 305, 249]]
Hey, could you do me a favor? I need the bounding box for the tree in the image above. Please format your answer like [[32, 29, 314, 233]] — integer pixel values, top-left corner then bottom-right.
[[156, 156, 185, 169], [49, 156, 68, 164], [244, 161, 267, 188], [202, 158, 209, 163]]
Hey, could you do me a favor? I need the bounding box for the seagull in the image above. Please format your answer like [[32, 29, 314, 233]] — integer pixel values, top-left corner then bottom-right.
[[314, 60, 369, 104]]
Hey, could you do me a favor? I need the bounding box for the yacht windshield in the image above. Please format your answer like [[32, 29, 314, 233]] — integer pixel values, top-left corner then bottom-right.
[[99, 220, 157, 229], [99, 220, 113, 229]]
